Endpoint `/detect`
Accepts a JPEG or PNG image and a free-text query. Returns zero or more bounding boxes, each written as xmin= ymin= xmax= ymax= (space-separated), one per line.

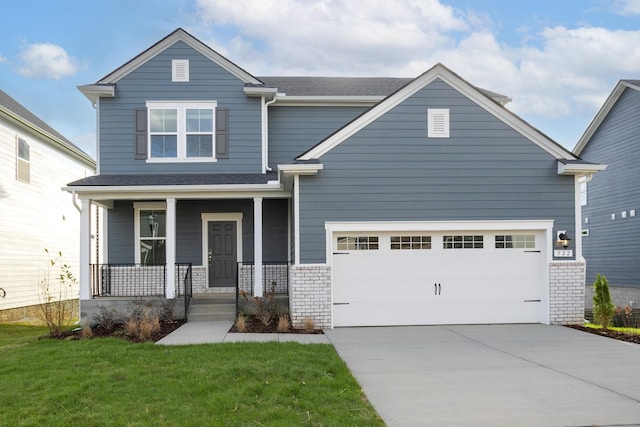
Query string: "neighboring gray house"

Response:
xmin=573 ymin=80 xmax=639 ymax=308
xmin=0 ymin=89 xmax=95 ymax=321
xmin=67 ymin=28 xmax=603 ymax=328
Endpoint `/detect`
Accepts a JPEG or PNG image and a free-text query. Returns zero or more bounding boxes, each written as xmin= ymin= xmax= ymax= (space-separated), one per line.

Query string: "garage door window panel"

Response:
xmin=443 ymin=235 xmax=483 ymax=249
xmin=391 ymin=236 xmax=431 ymax=250
xmin=337 ymin=236 xmax=379 ymax=250
xmin=495 ymin=234 xmax=535 ymax=249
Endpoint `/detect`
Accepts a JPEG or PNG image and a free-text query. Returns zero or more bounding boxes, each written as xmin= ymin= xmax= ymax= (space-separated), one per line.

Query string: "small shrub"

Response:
xmin=235 ymin=313 xmax=247 ymax=332
xmin=37 ymin=249 xmax=77 ymax=337
xmin=593 ymin=273 xmax=615 ymax=329
xmin=277 ymin=314 xmax=289 ymax=332
xmin=124 ymin=318 xmax=139 ymax=337
xmin=303 ymin=316 xmax=316 ymax=332
xmin=253 ymin=294 xmax=276 ymax=326
xmin=124 ymin=307 xmax=160 ymax=341
xmin=93 ymin=305 xmax=116 ymax=331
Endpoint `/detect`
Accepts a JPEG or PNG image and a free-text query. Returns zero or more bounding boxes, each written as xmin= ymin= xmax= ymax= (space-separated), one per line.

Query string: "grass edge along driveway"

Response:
xmin=0 ymin=324 xmax=383 ymax=426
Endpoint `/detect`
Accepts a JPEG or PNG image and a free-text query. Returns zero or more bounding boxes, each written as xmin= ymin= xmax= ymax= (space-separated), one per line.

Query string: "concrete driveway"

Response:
xmin=325 ymin=324 xmax=640 ymax=426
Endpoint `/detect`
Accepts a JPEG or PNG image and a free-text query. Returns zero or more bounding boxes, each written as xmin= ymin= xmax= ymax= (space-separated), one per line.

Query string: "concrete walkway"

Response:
xmin=325 ymin=324 xmax=640 ymax=426
xmin=156 ymin=321 xmax=331 ymax=345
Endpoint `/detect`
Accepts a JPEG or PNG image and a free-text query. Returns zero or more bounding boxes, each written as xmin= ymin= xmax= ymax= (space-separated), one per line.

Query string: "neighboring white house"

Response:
xmin=0 ymin=89 xmax=96 ymax=321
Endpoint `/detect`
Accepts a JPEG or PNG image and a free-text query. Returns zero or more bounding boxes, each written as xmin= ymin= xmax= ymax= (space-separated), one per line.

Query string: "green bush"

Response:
xmin=593 ymin=273 xmax=615 ymax=329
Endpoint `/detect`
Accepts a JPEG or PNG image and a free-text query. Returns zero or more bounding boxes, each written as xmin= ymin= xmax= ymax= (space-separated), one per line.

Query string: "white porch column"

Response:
xmin=293 ymin=174 xmax=300 ymax=265
xmin=79 ymin=199 xmax=91 ymax=300
xmin=254 ymin=197 xmax=263 ymax=297
xmin=166 ymin=198 xmax=176 ymax=298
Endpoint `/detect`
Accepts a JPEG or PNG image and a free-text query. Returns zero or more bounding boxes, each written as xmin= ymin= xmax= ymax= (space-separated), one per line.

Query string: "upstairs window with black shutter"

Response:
xmin=140 ymin=101 xmax=227 ymax=162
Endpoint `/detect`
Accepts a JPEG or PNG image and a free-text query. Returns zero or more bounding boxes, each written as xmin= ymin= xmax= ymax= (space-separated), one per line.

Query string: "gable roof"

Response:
xmin=0 ymin=89 xmax=94 ymax=166
xmin=79 ymin=28 xmax=262 ymax=103
xmin=296 ymin=63 xmax=578 ymax=161
xmin=573 ymin=79 xmax=640 ymax=156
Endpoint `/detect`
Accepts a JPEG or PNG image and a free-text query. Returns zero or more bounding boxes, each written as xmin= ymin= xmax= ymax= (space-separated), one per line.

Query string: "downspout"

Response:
xmin=71 ymin=191 xmax=81 ymax=213
xmin=262 ymin=94 xmax=277 ymax=173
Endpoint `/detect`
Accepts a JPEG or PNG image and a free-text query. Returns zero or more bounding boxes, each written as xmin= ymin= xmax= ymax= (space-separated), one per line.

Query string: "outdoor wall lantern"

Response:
xmin=557 ymin=231 xmax=571 ymax=249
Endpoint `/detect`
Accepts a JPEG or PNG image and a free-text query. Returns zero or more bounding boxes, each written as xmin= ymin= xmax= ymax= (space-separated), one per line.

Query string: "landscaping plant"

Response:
xmin=593 ymin=273 xmax=615 ymax=329
xmin=37 ymin=249 xmax=77 ymax=337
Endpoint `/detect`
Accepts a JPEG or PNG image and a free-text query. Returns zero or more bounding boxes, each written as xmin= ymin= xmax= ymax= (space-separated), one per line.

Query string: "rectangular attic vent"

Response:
xmin=172 ymin=59 xmax=189 ymax=82
xmin=428 ymin=108 xmax=450 ymax=138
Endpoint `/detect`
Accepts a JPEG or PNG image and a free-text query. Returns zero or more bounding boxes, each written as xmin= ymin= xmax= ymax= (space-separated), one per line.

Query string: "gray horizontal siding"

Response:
xmin=580 ymin=87 xmax=640 ymax=288
xmin=99 ymin=41 xmax=262 ymax=174
xmin=107 ymin=199 xmax=289 ymax=264
xmin=268 ymin=106 xmax=367 ymax=166
xmin=298 ymin=78 xmax=575 ymax=263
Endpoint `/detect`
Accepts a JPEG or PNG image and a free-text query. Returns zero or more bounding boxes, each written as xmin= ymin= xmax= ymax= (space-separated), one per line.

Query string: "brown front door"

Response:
xmin=208 ymin=221 xmax=237 ymax=287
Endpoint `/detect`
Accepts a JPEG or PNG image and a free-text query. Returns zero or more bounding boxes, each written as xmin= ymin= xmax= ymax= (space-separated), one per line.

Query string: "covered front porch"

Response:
xmin=67 ymin=173 xmax=293 ymax=322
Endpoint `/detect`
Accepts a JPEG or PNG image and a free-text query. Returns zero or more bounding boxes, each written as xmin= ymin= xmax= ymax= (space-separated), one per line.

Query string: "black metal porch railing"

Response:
xmin=91 ymin=263 xmax=192 ymax=300
xmin=175 ymin=263 xmax=193 ymax=319
xmin=236 ymin=261 xmax=290 ymax=296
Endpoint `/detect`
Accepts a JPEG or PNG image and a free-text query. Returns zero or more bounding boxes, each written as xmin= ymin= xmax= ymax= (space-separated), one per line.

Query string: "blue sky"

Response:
xmin=1 ymin=0 xmax=639 ymax=157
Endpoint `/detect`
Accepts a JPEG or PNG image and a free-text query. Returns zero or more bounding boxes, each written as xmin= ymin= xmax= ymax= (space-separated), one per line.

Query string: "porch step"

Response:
xmin=187 ymin=293 xmax=236 ymax=322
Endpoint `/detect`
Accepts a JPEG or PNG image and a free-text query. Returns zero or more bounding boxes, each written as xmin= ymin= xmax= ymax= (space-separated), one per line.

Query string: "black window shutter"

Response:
xmin=135 ymin=108 xmax=147 ymax=159
xmin=216 ymin=108 xmax=228 ymax=159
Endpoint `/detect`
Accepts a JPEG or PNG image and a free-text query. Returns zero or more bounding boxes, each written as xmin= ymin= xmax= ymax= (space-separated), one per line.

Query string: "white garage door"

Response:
xmin=332 ymin=229 xmax=547 ymax=327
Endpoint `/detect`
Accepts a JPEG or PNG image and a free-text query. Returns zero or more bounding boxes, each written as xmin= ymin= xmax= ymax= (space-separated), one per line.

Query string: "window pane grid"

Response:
xmin=443 ymin=235 xmax=483 ymax=249
xmin=495 ymin=234 xmax=535 ymax=249
xmin=391 ymin=235 xmax=431 ymax=250
xmin=147 ymin=103 xmax=216 ymax=160
xmin=337 ymin=236 xmax=379 ymax=250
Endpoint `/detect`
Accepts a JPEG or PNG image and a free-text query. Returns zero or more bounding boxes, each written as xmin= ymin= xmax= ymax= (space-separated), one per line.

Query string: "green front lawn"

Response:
xmin=0 ymin=324 xmax=383 ymax=426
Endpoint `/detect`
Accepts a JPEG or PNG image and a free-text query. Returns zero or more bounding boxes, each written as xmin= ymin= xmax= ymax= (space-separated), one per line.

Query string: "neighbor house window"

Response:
xmin=16 ymin=137 xmax=30 ymax=183
xmin=443 ymin=235 xmax=483 ymax=249
xmin=391 ymin=236 xmax=431 ymax=250
xmin=337 ymin=236 xmax=379 ymax=250
xmin=495 ymin=234 xmax=535 ymax=249
xmin=146 ymin=101 xmax=216 ymax=161
xmin=135 ymin=203 xmax=167 ymax=265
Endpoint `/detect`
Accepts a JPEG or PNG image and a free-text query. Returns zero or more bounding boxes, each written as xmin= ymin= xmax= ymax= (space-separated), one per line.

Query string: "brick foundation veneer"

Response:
xmin=549 ymin=261 xmax=586 ymax=325
xmin=288 ymin=264 xmax=332 ymax=329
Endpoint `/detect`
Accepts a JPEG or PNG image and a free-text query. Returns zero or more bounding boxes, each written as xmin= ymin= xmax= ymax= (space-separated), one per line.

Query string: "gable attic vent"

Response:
xmin=428 ymin=108 xmax=450 ymax=138
xmin=172 ymin=59 xmax=189 ymax=82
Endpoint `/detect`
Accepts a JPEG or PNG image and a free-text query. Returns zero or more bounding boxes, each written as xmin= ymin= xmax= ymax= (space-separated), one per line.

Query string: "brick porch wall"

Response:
xmin=549 ymin=261 xmax=586 ymax=325
xmin=288 ymin=264 xmax=331 ymax=329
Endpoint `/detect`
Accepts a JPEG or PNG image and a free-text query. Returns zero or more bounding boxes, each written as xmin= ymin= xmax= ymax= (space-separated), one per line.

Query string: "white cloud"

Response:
xmin=0 ymin=54 xmax=6 ymax=64
xmin=18 ymin=43 xmax=78 ymax=79
xmin=193 ymin=0 xmax=640 ymax=135
xmin=612 ymin=0 xmax=640 ymax=15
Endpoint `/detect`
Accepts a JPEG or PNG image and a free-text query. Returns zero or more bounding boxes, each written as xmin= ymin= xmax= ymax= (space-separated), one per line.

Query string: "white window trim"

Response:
xmin=16 ymin=136 xmax=30 ymax=183
xmin=134 ymin=202 xmax=167 ymax=264
xmin=146 ymin=100 xmax=217 ymax=163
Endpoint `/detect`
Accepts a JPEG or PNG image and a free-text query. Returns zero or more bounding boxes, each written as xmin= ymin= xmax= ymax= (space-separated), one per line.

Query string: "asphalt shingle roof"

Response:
xmin=67 ymin=172 xmax=278 ymax=187
xmin=257 ymin=76 xmax=413 ymax=97
xmin=0 ymin=89 xmax=83 ymax=152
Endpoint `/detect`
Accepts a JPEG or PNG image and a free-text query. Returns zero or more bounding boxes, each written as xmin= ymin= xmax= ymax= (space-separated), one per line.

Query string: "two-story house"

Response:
xmin=0 ymin=89 xmax=95 ymax=321
xmin=67 ymin=28 xmax=603 ymax=328
xmin=573 ymin=80 xmax=639 ymax=308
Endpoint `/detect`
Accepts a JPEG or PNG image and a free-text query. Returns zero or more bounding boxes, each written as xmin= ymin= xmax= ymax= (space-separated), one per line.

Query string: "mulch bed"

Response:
xmin=229 ymin=315 xmax=323 ymax=334
xmin=565 ymin=325 xmax=640 ymax=344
